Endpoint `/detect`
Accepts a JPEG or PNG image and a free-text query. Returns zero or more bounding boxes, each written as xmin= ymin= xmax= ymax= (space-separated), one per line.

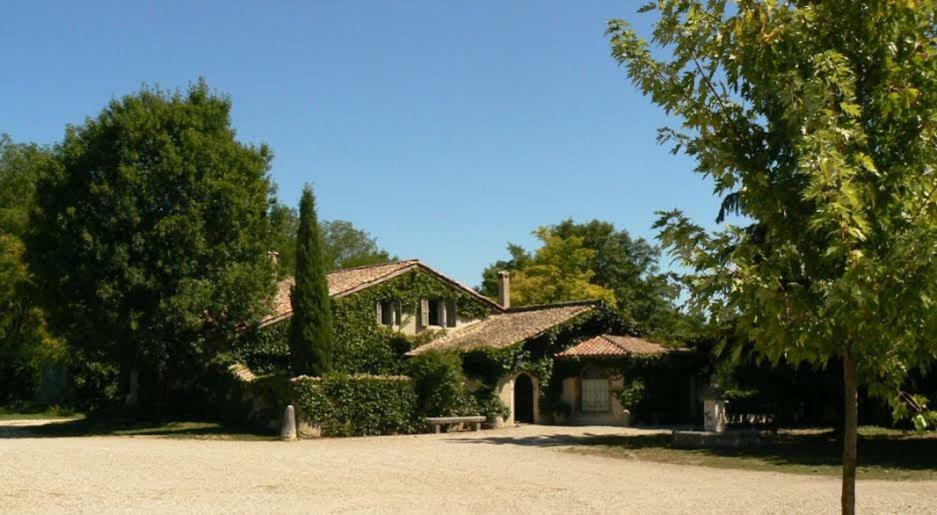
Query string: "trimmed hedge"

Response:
xmin=291 ymin=375 xmax=418 ymax=436
xmin=222 ymin=364 xmax=292 ymax=430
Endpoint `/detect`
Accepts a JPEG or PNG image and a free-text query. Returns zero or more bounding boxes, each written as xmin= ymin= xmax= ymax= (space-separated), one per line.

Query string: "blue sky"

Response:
xmin=1 ymin=1 xmax=722 ymax=286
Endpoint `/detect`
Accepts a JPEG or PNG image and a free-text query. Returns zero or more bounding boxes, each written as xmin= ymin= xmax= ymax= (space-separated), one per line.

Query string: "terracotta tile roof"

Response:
xmin=259 ymin=260 xmax=501 ymax=327
xmin=556 ymin=334 xmax=673 ymax=358
xmin=408 ymin=301 xmax=597 ymax=355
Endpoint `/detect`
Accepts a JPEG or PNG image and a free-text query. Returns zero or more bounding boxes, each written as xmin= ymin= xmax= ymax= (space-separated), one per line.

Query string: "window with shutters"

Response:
xmin=580 ymin=366 xmax=610 ymax=413
xmin=427 ymin=299 xmax=441 ymax=326
xmin=377 ymin=300 xmax=400 ymax=327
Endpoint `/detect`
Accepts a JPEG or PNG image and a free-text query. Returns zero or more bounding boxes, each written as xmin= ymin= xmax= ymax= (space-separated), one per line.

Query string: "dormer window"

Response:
xmin=419 ymin=298 xmax=457 ymax=329
xmin=377 ymin=300 xmax=401 ymax=327
xmin=428 ymin=300 xmax=441 ymax=326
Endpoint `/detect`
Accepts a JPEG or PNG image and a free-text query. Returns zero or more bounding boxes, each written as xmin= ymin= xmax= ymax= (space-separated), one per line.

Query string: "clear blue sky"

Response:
xmin=1 ymin=1 xmax=722 ymax=287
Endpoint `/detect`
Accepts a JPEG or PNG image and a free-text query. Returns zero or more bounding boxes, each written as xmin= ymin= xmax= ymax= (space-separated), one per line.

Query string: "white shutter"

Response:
xmin=446 ymin=299 xmax=457 ymax=327
xmin=375 ymin=302 xmax=383 ymax=325
xmin=420 ymin=298 xmax=429 ymax=328
xmin=582 ymin=379 xmax=609 ymax=413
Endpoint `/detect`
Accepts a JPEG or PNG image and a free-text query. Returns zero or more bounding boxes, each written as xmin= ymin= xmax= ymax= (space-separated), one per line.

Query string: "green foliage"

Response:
xmin=229 ymin=322 xmax=290 ymax=375
xmin=0 ymin=135 xmax=61 ymax=402
xmin=221 ymin=367 xmax=292 ymax=430
xmin=25 ymin=80 xmax=277 ymax=409
xmin=267 ymin=202 xmax=299 ymax=278
xmin=474 ymin=390 xmax=510 ymax=421
xmin=241 ymin=268 xmax=494 ymax=376
xmin=329 ymin=269 xmax=492 ymax=374
xmin=321 ymin=220 xmax=397 ymax=270
xmin=291 ymin=375 xmax=417 ymax=436
xmin=609 ymin=1 xmax=937 ymax=507
xmin=481 ymin=219 xmax=689 ymax=341
xmin=268 ymin=202 xmax=394 ymax=277
xmin=461 ymin=305 xmax=619 ymax=411
xmin=407 ymin=350 xmax=467 ymax=416
xmin=479 ymin=243 xmax=532 ymax=295
xmin=611 ymin=0 xmax=937 ymax=424
xmin=617 ymin=377 xmax=646 ymax=412
xmin=289 ymin=186 xmax=334 ymax=376
xmin=509 ymin=227 xmax=618 ymax=307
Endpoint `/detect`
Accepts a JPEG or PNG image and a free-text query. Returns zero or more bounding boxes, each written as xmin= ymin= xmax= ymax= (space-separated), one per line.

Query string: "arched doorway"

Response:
xmin=514 ymin=373 xmax=534 ymax=423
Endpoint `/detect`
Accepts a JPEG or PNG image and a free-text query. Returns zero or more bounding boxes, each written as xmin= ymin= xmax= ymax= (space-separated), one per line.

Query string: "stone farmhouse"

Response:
xmin=247 ymin=259 xmax=698 ymax=426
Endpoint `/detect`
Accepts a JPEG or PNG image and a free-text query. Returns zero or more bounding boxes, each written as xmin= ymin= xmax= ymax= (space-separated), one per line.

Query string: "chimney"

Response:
xmin=497 ymin=271 xmax=511 ymax=309
xmin=267 ymin=250 xmax=280 ymax=266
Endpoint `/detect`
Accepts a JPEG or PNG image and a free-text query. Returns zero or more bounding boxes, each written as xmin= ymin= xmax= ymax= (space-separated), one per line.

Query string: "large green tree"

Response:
xmin=268 ymin=202 xmax=394 ymax=276
xmin=0 ymin=135 xmax=59 ymax=402
xmin=481 ymin=219 xmax=682 ymax=337
xmin=497 ymin=227 xmax=618 ymax=307
xmin=288 ymin=186 xmax=334 ymax=375
xmin=608 ymin=2 xmax=937 ymax=512
xmin=26 ymin=81 xmax=277 ymax=409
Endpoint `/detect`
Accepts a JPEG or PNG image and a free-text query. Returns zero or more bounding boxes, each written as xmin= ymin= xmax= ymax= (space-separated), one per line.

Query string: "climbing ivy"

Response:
xmin=291 ymin=375 xmax=418 ymax=436
xmin=461 ymin=305 xmax=621 ymax=414
xmin=229 ymin=323 xmax=290 ymax=374
xmin=236 ymin=269 xmax=494 ymax=375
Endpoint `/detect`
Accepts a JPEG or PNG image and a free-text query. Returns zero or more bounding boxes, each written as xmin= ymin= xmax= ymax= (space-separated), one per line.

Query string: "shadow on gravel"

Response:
xmin=451 ymin=429 xmax=937 ymax=476
xmin=448 ymin=432 xmax=618 ymax=448
xmin=0 ymin=418 xmax=276 ymax=441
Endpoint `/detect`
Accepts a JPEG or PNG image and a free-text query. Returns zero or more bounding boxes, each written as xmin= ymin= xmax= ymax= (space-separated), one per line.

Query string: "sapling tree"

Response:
xmin=607 ymin=2 xmax=937 ymax=512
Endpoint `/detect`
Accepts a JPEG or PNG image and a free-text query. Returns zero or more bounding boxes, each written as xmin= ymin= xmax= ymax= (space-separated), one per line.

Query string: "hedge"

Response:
xmin=222 ymin=364 xmax=292 ymax=430
xmin=291 ymin=374 xmax=418 ymax=436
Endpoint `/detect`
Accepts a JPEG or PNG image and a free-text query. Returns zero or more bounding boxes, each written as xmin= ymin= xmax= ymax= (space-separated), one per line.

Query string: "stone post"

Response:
xmin=281 ymin=405 xmax=297 ymax=441
xmin=703 ymin=399 xmax=727 ymax=433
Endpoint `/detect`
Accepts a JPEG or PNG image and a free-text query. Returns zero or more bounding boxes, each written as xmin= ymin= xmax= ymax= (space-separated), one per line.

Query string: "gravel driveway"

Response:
xmin=1 ymin=421 xmax=934 ymax=514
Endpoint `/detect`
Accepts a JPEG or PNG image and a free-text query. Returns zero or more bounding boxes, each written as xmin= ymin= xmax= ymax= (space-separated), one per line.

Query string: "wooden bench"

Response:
xmin=425 ymin=416 xmax=486 ymax=433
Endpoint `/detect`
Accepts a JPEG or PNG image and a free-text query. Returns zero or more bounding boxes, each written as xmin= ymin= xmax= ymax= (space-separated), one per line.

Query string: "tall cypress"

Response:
xmin=288 ymin=186 xmax=333 ymax=376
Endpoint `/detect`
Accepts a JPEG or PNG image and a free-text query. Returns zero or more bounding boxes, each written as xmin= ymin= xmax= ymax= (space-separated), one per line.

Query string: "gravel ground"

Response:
xmin=1 ymin=421 xmax=935 ymax=514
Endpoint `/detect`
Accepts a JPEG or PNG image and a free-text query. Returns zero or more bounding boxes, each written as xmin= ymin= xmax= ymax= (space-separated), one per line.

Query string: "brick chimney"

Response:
xmin=497 ymin=271 xmax=511 ymax=309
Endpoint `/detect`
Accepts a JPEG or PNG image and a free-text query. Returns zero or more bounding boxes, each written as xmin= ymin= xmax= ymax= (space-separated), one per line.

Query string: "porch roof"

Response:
xmin=556 ymin=334 xmax=676 ymax=359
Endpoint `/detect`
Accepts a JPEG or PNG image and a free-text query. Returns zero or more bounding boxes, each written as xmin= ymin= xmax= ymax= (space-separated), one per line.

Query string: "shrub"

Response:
xmin=475 ymin=390 xmax=510 ymax=421
xmin=220 ymin=364 xmax=292 ymax=430
xmin=291 ymin=375 xmax=417 ymax=436
xmin=407 ymin=350 xmax=467 ymax=416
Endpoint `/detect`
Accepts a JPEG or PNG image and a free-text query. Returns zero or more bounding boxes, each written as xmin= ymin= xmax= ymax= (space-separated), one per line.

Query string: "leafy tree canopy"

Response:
xmin=492 ymin=226 xmax=618 ymax=307
xmin=26 ymin=80 xmax=277 ymax=408
xmin=608 ymin=1 xmax=937 ymax=510
xmin=0 ymin=135 xmax=60 ymax=402
xmin=268 ymin=202 xmax=394 ymax=276
xmin=481 ymin=219 xmax=686 ymax=338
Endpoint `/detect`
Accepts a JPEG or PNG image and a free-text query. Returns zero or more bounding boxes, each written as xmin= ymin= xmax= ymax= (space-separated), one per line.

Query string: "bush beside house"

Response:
xmin=291 ymin=375 xmax=418 ymax=437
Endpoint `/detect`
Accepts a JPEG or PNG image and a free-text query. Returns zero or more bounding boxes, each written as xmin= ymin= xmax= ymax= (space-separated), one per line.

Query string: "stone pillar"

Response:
xmin=703 ymin=399 xmax=727 ymax=433
xmin=281 ymin=405 xmax=297 ymax=441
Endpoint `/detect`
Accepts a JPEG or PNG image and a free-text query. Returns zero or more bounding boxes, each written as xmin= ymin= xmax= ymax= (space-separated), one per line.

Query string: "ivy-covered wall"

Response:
xmin=291 ymin=375 xmax=418 ymax=436
xmin=461 ymin=306 xmax=624 ymax=415
xmin=233 ymin=269 xmax=494 ymax=375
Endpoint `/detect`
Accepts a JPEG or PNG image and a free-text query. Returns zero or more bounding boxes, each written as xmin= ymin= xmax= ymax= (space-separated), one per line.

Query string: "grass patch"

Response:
xmin=0 ymin=402 xmax=82 ymax=421
xmin=568 ymin=426 xmax=937 ymax=481
xmin=2 ymin=416 xmax=277 ymax=441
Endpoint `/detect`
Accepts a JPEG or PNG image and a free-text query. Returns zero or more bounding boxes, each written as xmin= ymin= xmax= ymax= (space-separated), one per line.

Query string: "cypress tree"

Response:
xmin=289 ymin=186 xmax=333 ymax=375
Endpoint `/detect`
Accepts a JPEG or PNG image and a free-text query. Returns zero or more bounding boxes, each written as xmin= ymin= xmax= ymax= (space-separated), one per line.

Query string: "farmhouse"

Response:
xmin=238 ymin=259 xmax=697 ymax=427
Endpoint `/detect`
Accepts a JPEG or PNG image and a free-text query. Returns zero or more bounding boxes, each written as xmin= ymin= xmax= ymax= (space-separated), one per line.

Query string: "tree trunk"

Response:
xmin=841 ymin=352 xmax=858 ymax=515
